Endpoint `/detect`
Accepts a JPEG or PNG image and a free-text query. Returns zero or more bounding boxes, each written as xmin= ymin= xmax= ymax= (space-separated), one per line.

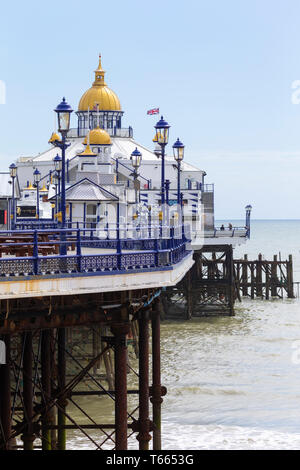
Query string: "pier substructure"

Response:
xmin=234 ymin=253 xmax=294 ymax=299
xmin=0 ymin=335 xmax=12 ymax=449
xmin=163 ymin=245 xmax=235 ymax=318
xmin=0 ymin=289 xmax=166 ymax=450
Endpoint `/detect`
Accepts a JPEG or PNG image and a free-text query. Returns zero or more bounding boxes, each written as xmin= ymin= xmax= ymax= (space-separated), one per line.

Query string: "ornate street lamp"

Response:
xmin=33 ymin=168 xmax=41 ymax=219
xmin=173 ymin=138 xmax=185 ymax=205
xmin=53 ymin=154 xmax=62 ymax=203
xmin=9 ymin=163 xmax=17 ymax=230
xmin=154 ymin=116 xmax=170 ymax=205
xmin=54 ymin=97 xmax=73 ymax=254
xmin=130 ymin=147 xmax=142 ymax=205
xmin=53 ymin=153 xmax=62 ymax=171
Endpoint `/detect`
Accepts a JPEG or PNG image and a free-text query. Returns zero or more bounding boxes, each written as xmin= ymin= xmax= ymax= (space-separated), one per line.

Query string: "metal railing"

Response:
xmin=209 ymin=226 xmax=248 ymax=238
xmin=202 ymin=184 xmax=214 ymax=192
xmin=15 ymin=219 xmax=58 ymax=230
xmin=0 ymin=225 xmax=191 ymax=278
xmin=112 ymin=157 xmax=151 ymax=187
xmin=67 ymin=127 xmax=133 ymax=139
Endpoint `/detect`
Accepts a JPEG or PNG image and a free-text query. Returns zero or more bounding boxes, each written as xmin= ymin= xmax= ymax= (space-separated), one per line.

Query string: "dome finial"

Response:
xmin=78 ymin=55 xmax=121 ymax=111
xmin=93 ymin=54 xmax=106 ymax=86
xmin=98 ymin=53 xmax=102 ymax=68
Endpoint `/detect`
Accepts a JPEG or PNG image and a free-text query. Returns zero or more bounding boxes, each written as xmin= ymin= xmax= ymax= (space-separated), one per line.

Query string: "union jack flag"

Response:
xmin=147 ymin=108 xmax=159 ymax=115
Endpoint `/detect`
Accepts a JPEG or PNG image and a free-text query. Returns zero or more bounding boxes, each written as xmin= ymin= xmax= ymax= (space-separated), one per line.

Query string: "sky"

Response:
xmin=0 ymin=0 xmax=300 ymax=219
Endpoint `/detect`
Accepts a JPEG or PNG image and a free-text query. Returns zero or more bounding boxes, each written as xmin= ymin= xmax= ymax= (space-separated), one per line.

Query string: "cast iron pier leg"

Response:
xmin=137 ymin=310 xmax=151 ymax=450
xmin=41 ymin=330 xmax=51 ymax=450
xmin=150 ymin=300 xmax=164 ymax=450
xmin=0 ymin=335 xmax=12 ymax=450
xmin=111 ymin=324 xmax=130 ymax=450
xmin=22 ymin=332 xmax=34 ymax=450
xmin=57 ymin=328 xmax=67 ymax=450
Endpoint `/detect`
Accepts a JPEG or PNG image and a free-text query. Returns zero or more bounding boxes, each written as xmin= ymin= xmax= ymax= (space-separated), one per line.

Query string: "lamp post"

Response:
xmin=9 ymin=163 xmax=17 ymax=230
xmin=172 ymin=138 xmax=185 ymax=205
xmin=130 ymin=147 xmax=142 ymax=205
xmin=54 ymin=97 xmax=73 ymax=255
xmin=154 ymin=116 xmax=170 ymax=206
xmin=53 ymin=154 xmax=62 ymax=212
xmin=245 ymin=204 xmax=252 ymax=238
xmin=165 ymin=180 xmax=170 ymax=206
xmin=53 ymin=171 xmax=59 ymax=218
xmin=33 ymin=169 xmax=41 ymax=220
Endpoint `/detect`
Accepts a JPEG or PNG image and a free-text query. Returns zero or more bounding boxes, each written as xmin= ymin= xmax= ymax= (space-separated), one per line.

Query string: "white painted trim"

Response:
xmin=0 ymin=254 xmax=194 ymax=300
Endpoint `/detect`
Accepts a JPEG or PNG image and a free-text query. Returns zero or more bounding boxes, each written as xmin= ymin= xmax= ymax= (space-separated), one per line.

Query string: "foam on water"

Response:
xmin=160 ymin=422 xmax=300 ymax=450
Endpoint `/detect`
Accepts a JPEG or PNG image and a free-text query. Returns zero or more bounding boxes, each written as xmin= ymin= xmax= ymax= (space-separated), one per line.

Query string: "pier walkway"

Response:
xmin=0 ymin=226 xmax=193 ymax=300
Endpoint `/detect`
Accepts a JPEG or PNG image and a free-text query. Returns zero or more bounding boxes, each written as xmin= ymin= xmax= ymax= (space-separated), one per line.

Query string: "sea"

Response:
xmin=67 ymin=220 xmax=300 ymax=450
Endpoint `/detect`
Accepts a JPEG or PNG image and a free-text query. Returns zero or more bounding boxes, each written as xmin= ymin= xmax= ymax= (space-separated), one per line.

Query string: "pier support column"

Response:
xmin=111 ymin=323 xmax=130 ymax=450
xmin=41 ymin=330 xmax=51 ymax=450
xmin=242 ymin=254 xmax=248 ymax=296
xmin=271 ymin=255 xmax=277 ymax=297
xmin=57 ymin=328 xmax=67 ymax=450
xmin=0 ymin=335 xmax=12 ymax=450
xmin=226 ymin=245 xmax=234 ymax=315
xmin=22 ymin=332 xmax=35 ymax=450
xmin=287 ymin=255 xmax=294 ymax=298
xmin=150 ymin=300 xmax=165 ymax=450
xmin=257 ymin=254 xmax=263 ymax=298
xmin=50 ymin=329 xmax=57 ymax=450
xmin=137 ymin=310 xmax=151 ymax=450
xmin=185 ymin=271 xmax=193 ymax=320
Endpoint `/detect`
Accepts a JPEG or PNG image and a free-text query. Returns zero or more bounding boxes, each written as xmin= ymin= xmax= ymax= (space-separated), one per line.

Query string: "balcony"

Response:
xmin=67 ymin=127 xmax=133 ymax=139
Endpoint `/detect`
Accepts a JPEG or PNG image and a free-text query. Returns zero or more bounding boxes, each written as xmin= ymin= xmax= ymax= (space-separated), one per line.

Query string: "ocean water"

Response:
xmin=67 ymin=220 xmax=300 ymax=450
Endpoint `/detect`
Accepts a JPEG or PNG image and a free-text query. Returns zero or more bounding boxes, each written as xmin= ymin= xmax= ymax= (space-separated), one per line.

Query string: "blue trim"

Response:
xmin=0 ymin=258 xmax=191 ymax=283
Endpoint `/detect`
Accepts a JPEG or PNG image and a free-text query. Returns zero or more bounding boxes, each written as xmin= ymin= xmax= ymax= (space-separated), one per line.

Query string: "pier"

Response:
xmin=0 ymin=225 xmax=192 ymax=450
xmin=0 ymin=54 xmax=255 ymax=450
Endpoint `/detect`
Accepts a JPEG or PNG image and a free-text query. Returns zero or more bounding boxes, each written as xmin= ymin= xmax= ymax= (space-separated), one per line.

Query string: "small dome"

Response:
xmin=78 ymin=55 xmax=121 ymax=112
xmin=89 ymin=126 xmax=111 ymax=145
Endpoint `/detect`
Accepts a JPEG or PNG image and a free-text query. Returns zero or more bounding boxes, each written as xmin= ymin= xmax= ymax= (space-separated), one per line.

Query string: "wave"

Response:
xmin=160 ymin=422 xmax=300 ymax=450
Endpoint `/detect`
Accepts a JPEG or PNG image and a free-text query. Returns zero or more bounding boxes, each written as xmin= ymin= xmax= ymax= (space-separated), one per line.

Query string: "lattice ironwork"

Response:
xmin=81 ymin=254 xmax=118 ymax=272
xmin=0 ymin=258 xmax=35 ymax=276
xmin=121 ymin=252 xmax=156 ymax=269
xmin=38 ymin=256 xmax=78 ymax=274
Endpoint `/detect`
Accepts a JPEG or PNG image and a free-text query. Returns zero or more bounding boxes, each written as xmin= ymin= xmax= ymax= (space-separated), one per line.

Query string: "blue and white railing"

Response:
xmin=0 ymin=225 xmax=191 ymax=278
xmin=212 ymin=226 xmax=249 ymax=238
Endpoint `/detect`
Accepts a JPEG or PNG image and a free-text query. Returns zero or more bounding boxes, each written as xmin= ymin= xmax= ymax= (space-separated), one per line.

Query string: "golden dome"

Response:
xmin=89 ymin=126 xmax=111 ymax=145
xmin=78 ymin=55 xmax=121 ymax=112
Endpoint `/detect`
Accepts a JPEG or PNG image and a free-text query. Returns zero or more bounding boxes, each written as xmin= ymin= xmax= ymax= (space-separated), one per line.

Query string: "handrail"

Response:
xmin=0 ymin=226 xmax=190 ymax=278
xmin=111 ymin=157 xmax=150 ymax=186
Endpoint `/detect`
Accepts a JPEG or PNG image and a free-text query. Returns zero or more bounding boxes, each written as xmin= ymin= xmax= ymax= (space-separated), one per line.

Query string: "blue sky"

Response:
xmin=0 ymin=0 xmax=300 ymax=218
